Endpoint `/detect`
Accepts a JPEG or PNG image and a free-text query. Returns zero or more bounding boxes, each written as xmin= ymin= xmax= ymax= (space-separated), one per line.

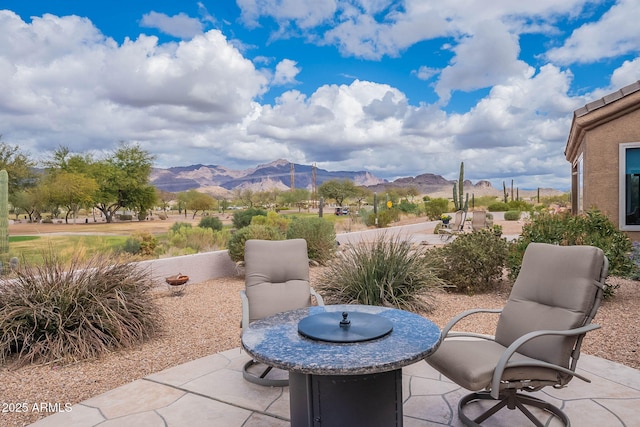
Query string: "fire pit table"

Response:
xmin=241 ymin=304 xmax=441 ymax=427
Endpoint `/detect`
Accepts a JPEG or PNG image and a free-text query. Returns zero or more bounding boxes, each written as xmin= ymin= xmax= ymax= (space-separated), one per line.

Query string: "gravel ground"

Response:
xmin=1 ymin=268 xmax=638 ymax=426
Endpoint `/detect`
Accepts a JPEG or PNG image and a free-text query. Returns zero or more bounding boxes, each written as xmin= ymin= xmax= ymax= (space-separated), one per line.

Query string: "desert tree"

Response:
xmin=0 ymin=139 xmax=38 ymax=197
xmin=180 ymin=190 xmax=216 ymax=218
xmin=44 ymin=171 xmax=98 ymax=223
xmin=318 ymin=179 xmax=358 ymax=206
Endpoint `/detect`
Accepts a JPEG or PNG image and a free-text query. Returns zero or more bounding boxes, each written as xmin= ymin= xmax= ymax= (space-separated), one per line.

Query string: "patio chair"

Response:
xmin=439 ymin=210 xmax=467 ymax=241
xmin=471 ymin=210 xmax=490 ymax=232
xmin=426 ymin=242 xmax=608 ymax=426
xmin=241 ymin=238 xmax=324 ymax=386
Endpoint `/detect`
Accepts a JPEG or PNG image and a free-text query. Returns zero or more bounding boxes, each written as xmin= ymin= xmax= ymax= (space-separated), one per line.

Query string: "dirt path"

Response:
xmin=9 ymin=214 xmax=207 ymax=236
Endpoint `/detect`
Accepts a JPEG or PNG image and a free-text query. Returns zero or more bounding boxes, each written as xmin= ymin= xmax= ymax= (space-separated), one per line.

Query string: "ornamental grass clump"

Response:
xmin=0 ymin=252 xmax=161 ymax=366
xmin=319 ymin=234 xmax=446 ymax=313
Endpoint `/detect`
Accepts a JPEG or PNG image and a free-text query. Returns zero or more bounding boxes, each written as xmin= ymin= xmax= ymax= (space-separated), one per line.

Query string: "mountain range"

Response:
xmin=150 ymin=159 xmax=562 ymax=198
xmin=151 ymin=159 xmax=385 ymax=197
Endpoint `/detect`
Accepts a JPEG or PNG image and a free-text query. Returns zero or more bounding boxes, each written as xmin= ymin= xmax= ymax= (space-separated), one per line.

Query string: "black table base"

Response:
xmin=289 ymin=369 xmax=403 ymax=427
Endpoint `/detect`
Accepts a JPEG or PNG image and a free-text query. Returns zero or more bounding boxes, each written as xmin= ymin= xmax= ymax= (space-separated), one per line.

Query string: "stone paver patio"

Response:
xmin=30 ymin=348 xmax=640 ymax=426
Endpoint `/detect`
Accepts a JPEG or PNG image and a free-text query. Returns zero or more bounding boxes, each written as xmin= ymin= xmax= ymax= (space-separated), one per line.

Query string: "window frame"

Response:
xmin=618 ymin=142 xmax=640 ymax=231
xmin=573 ymin=153 xmax=583 ymax=213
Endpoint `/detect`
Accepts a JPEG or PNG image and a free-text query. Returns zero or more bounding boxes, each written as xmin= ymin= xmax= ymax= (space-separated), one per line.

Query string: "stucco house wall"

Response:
xmin=565 ymin=81 xmax=640 ymax=240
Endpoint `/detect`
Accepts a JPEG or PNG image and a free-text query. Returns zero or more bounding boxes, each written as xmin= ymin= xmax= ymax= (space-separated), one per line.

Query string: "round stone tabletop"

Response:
xmin=241 ymin=304 xmax=441 ymax=375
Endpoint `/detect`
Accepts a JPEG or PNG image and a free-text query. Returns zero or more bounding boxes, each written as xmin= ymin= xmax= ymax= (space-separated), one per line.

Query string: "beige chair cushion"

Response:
xmin=427 ymin=339 xmax=561 ymax=391
xmin=245 ymin=239 xmax=311 ymax=323
xmin=495 ymin=243 xmax=604 ymax=368
xmin=471 ymin=211 xmax=487 ymax=231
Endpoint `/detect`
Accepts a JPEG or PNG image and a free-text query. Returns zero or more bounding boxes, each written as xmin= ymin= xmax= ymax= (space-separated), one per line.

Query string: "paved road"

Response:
xmin=336 ymin=220 xmax=442 ymax=246
xmin=335 ymin=215 xmax=520 ymax=246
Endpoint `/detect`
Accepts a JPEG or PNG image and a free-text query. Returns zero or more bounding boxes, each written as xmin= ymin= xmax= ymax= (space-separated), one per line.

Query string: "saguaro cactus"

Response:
xmin=503 ymin=180 xmax=508 ymax=203
xmin=0 ymin=170 xmax=8 ymax=274
xmin=453 ymin=162 xmax=469 ymax=211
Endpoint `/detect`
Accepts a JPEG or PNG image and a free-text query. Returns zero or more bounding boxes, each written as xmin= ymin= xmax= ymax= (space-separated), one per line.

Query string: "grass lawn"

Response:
xmin=8 ymin=235 xmax=129 ymax=264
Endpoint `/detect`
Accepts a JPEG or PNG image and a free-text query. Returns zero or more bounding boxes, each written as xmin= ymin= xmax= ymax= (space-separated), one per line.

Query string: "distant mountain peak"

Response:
xmin=261 ymin=158 xmax=290 ymax=167
xmin=150 ymin=160 xmax=386 ymax=195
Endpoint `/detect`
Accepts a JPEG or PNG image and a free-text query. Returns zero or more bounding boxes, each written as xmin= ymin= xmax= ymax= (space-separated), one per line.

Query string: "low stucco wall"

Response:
xmin=137 ymin=250 xmax=238 ymax=288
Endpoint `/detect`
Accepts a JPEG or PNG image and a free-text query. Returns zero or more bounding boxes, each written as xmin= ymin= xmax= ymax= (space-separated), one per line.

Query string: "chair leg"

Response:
xmin=458 ymin=390 xmax=570 ymax=427
xmin=242 ymin=359 xmax=289 ymax=387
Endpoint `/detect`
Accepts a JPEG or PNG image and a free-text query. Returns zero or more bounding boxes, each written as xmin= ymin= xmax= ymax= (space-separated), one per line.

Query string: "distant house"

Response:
xmin=565 ymin=80 xmax=640 ymax=240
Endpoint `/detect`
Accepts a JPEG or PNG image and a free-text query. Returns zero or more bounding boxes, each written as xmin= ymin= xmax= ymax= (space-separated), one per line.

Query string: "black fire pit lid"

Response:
xmin=298 ymin=311 xmax=393 ymax=343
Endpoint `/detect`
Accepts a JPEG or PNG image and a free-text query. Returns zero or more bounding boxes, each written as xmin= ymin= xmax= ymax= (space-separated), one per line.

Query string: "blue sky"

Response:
xmin=1 ymin=0 xmax=639 ymax=190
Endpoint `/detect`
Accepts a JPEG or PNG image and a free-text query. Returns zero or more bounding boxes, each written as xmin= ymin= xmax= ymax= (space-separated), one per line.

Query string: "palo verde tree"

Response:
xmin=11 ymin=187 xmax=48 ymax=222
xmin=43 ymin=171 xmax=99 ymax=223
xmin=0 ymin=139 xmax=38 ymax=203
xmin=318 ymin=179 xmax=359 ymax=206
xmin=233 ymin=188 xmax=257 ymax=208
xmin=279 ymin=188 xmax=310 ymax=211
xmin=179 ymin=189 xmax=216 ymax=218
xmin=352 ymin=186 xmax=372 ymax=209
xmin=47 ymin=144 xmax=157 ymax=223
xmin=93 ymin=143 xmax=157 ymax=222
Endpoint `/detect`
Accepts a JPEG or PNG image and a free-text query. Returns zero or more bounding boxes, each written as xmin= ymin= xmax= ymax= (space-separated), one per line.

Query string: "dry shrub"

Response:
xmin=0 ymin=252 xmax=161 ymax=366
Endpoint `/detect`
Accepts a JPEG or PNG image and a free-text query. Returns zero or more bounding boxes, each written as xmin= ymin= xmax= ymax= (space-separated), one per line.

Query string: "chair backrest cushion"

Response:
xmin=245 ymin=239 xmax=311 ymax=323
xmin=452 ymin=210 xmax=466 ymax=230
xmin=495 ymin=243 xmax=605 ymax=368
xmin=471 ymin=211 xmax=486 ymax=231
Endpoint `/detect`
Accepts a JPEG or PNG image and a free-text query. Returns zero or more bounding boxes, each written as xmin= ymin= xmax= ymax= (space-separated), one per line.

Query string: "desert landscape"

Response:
xmin=2 ymin=211 xmax=636 ymax=427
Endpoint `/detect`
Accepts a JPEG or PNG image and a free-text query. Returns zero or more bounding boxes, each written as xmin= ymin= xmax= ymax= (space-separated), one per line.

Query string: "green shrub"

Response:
xmin=250 ymin=211 xmax=291 ymax=233
xmin=227 ymin=224 xmax=284 ymax=263
xmin=488 ymin=202 xmax=508 ymax=212
xmin=629 ymin=241 xmax=640 ymax=280
xmin=472 ymin=196 xmax=501 ymax=208
xmin=122 ymin=238 xmax=141 ymax=255
xmin=365 ymin=208 xmax=400 ymax=228
xmin=503 ymin=210 xmax=521 ymax=221
xmin=397 ymin=200 xmax=418 ymax=214
xmin=166 ymin=226 xmax=229 ymax=253
xmin=364 ymin=212 xmax=377 ymax=227
xmin=432 ymin=229 xmax=509 ymax=294
xmin=422 ymin=197 xmax=449 ymax=220
xmin=170 ymin=221 xmax=192 ymax=233
xmin=319 ymin=234 xmax=446 ymax=312
xmin=507 ymin=200 xmax=533 ymax=211
xmin=181 ymin=227 xmax=216 ymax=252
xmin=540 ymin=193 xmax=570 ymax=206
xmin=286 ymin=217 xmax=336 ymax=265
xmin=123 ymin=231 xmax=158 ymax=256
xmin=0 ymin=253 xmax=160 ymax=366
xmin=509 ymin=210 xmax=633 ymax=296
xmin=232 ymin=207 xmax=267 ymax=229
xmin=198 ymin=216 xmax=223 ymax=231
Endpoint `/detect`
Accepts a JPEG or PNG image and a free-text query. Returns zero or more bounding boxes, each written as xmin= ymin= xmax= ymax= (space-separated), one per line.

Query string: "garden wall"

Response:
xmin=138 ymin=250 xmax=238 ymax=288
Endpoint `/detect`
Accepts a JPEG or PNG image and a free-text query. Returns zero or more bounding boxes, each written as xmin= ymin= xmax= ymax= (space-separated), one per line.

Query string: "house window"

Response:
xmin=619 ymin=142 xmax=640 ymax=230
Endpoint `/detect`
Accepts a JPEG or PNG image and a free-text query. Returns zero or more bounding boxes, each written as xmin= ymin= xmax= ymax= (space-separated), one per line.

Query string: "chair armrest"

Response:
xmin=490 ymin=323 xmax=601 ymax=398
xmin=240 ymin=290 xmax=249 ymax=332
xmin=441 ymin=308 xmax=502 ymax=338
xmin=310 ymin=287 xmax=325 ymax=306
